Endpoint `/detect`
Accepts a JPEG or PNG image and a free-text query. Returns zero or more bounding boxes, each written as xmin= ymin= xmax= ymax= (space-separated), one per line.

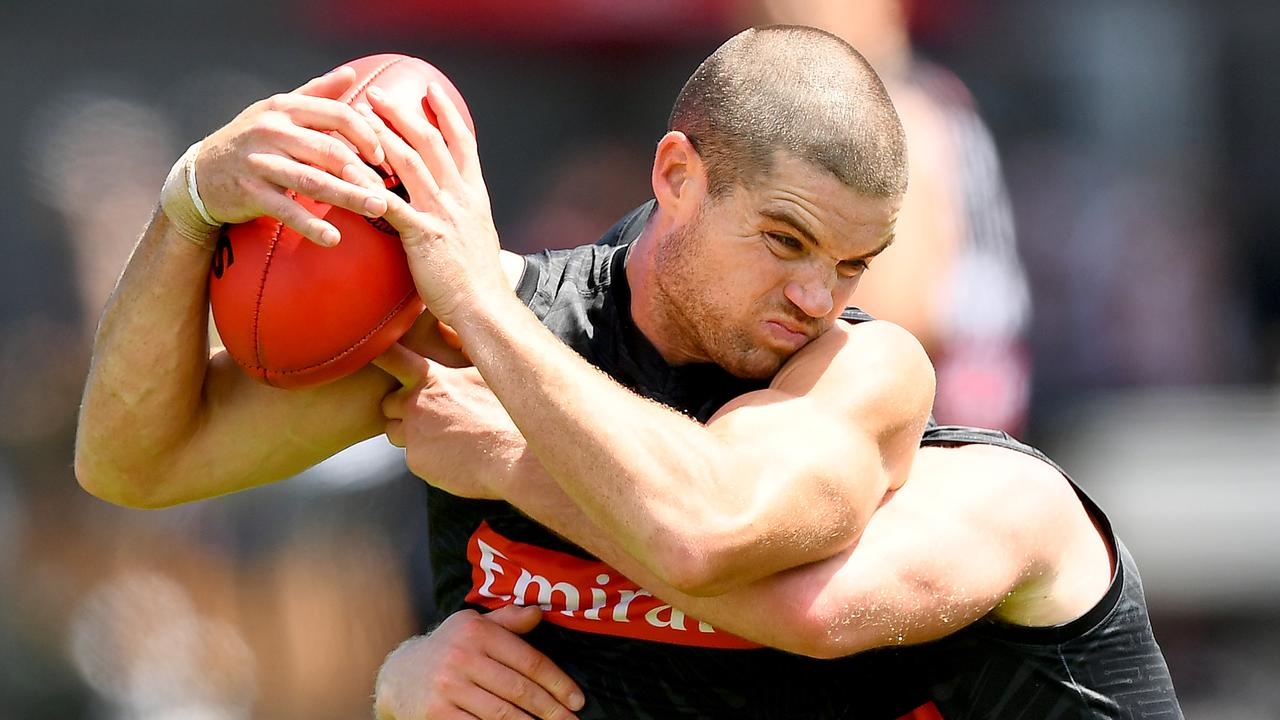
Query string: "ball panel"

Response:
xmin=251 ymin=199 xmax=421 ymax=374
xmin=209 ymin=53 xmax=471 ymax=388
xmin=210 ymin=217 xmax=283 ymax=384
xmin=338 ymin=54 xmax=475 ymax=136
xmin=261 ymin=291 xmax=422 ymax=389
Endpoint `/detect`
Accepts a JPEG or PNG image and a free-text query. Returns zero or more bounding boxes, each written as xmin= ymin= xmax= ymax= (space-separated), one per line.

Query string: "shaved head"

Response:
xmin=669 ymin=25 xmax=908 ymax=198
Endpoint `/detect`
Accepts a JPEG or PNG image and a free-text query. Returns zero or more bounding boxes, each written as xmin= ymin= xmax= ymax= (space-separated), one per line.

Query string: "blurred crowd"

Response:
xmin=1 ymin=0 xmax=1278 ymax=717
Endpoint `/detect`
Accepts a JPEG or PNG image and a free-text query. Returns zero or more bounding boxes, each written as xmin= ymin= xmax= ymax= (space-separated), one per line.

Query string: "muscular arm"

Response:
xmin=489 ymin=443 xmax=1097 ymax=658
xmin=74 ymin=208 xmax=400 ymax=507
xmin=74 ymin=68 xmax=512 ymax=508
xmin=469 ymin=310 xmax=932 ymax=596
xmin=361 ymin=85 xmax=935 ymax=596
xmin=379 ymin=342 xmax=1103 ymax=657
xmin=384 ymin=353 xmax=1106 ymax=660
xmin=74 ymin=216 xmax=524 ymax=507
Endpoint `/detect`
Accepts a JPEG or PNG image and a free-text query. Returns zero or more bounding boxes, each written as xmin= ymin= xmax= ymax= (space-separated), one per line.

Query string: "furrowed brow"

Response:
xmin=863 ymin=233 xmax=895 ymax=259
xmin=760 ymin=207 xmax=819 ymax=246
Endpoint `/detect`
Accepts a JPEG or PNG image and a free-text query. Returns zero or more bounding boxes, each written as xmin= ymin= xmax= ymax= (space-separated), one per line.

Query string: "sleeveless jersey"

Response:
xmin=427 ymin=204 xmax=921 ymax=718
xmin=428 ymin=203 xmax=1181 ymax=718
xmin=873 ymin=426 xmax=1184 ymax=720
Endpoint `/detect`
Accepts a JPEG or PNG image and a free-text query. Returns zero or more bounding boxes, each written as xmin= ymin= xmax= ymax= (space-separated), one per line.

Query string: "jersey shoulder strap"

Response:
xmin=839 ymin=306 xmax=875 ymax=324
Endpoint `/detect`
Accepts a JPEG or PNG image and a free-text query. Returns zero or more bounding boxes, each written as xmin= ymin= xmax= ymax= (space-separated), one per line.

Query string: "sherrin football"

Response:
xmin=209 ymin=53 xmax=474 ymax=388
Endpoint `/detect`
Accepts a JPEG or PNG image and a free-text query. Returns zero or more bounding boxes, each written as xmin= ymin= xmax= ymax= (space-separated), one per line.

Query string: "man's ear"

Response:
xmin=651 ymin=131 xmax=708 ymax=222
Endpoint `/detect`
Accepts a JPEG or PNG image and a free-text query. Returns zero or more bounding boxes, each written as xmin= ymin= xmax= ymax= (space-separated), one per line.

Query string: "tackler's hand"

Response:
xmin=359 ymin=83 xmax=510 ymax=328
xmin=374 ymin=606 xmax=585 ymax=720
xmin=374 ymin=342 xmax=524 ymax=500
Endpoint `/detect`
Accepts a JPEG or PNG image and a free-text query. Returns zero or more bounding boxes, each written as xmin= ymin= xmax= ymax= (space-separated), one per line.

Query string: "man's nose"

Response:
xmin=783 ymin=275 xmax=835 ymax=318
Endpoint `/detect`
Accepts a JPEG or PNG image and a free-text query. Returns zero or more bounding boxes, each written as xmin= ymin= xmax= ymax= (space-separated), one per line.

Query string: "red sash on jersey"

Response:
xmin=465 ymin=522 xmax=758 ymax=649
xmin=898 ymin=703 xmax=944 ymax=719
xmin=467 ymin=524 xmax=948 ymax=715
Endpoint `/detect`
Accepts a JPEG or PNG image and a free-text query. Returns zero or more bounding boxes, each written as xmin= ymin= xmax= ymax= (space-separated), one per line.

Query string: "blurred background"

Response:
xmin=1 ymin=0 xmax=1277 ymax=717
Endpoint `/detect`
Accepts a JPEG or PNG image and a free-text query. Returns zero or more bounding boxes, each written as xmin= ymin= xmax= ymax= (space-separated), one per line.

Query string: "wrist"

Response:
xmin=438 ymin=282 xmax=522 ymax=338
xmin=160 ymin=141 xmax=223 ymax=251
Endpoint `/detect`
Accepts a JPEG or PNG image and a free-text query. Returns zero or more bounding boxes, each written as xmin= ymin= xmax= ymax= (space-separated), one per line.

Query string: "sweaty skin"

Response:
xmin=377 ymin=349 xmax=1114 ymax=658
xmin=74 ymin=69 xmax=517 ymax=508
xmin=364 ymin=86 xmax=934 ymax=596
xmin=76 ymin=66 xmax=930 ymax=605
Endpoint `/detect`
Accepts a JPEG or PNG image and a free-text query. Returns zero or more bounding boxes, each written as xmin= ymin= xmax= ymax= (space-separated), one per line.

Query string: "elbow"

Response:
xmin=663 ymin=568 xmax=735 ymax=599
xmin=648 ymin=539 xmax=746 ymax=598
xmin=795 ymin=623 xmax=857 ymax=660
xmin=767 ymin=578 xmax=897 ymax=659
xmin=740 ymin=600 xmax=860 ymax=660
xmin=782 ymin=603 xmax=875 ymax=660
xmin=74 ymin=449 xmax=171 ymax=510
xmin=801 ymin=639 xmax=858 ymax=661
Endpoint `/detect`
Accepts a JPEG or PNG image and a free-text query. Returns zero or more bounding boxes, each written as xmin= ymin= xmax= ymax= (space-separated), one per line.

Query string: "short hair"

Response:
xmin=668 ymin=25 xmax=908 ymax=198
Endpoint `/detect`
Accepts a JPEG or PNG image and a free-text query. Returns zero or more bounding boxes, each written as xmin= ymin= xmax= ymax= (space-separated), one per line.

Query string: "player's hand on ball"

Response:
xmin=374 ymin=606 xmax=585 ymax=720
xmin=361 ymin=84 xmax=509 ymax=327
xmin=374 ymin=342 xmax=518 ymax=500
xmin=195 ymin=66 xmax=390 ymax=246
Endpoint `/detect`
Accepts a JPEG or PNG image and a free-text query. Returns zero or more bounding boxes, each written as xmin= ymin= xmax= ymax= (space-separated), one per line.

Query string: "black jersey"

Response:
xmin=427 ymin=203 xmax=1181 ymax=718
xmin=426 ymin=205 xmax=921 ymax=718
xmin=865 ymin=426 xmax=1184 ymax=720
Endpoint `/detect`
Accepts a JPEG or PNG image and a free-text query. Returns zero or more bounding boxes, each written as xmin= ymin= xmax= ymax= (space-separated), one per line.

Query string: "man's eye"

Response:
xmin=837 ymin=259 xmax=869 ymax=278
xmin=767 ymin=233 xmax=803 ymax=251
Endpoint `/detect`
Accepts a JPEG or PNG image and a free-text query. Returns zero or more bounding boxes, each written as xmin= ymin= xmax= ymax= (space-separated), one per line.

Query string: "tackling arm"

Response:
xmin=359 ymin=82 xmax=936 ymax=595
xmin=464 ymin=308 xmax=933 ymax=596
xmin=490 ymin=443 xmax=1060 ymax=658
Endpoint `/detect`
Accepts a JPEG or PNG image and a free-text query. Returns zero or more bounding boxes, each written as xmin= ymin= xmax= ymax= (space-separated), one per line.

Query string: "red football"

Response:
xmin=209 ymin=53 xmax=474 ymax=388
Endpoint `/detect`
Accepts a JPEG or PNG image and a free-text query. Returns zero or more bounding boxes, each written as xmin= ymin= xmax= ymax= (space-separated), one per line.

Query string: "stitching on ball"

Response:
xmin=250 ymin=215 xmax=289 ymax=366
xmin=261 ymin=290 xmax=421 ymax=384
xmin=250 ymin=55 xmax=414 ymax=386
xmin=345 ymin=57 xmax=407 ymax=104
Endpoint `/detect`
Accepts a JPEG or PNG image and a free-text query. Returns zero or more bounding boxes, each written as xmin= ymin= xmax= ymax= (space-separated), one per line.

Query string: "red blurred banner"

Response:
xmin=308 ymin=0 xmax=738 ymax=45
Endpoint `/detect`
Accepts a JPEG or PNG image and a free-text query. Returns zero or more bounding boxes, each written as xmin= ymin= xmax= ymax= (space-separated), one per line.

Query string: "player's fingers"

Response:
xmin=460 ymin=663 xmax=576 ymax=720
xmin=265 ymin=124 xmax=383 ymax=189
xmin=270 ymin=93 xmax=386 ymax=167
xmin=426 ymin=83 xmax=480 ymax=182
xmin=372 ymin=342 xmax=431 ymax=388
xmin=339 ymin=163 xmax=394 ymax=210
xmin=377 ymin=180 xmax=455 ymax=253
xmin=380 ymin=388 xmax=405 ymax=420
xmin=417 ymin=698 xmax=483 ymax=720
xmin=247 ymin=153 xmax=386 ymax=219
xmin=479 ymin=619 xmax=585 ymax=714
xmin=378 ymin=187 xmax=422 ymax=240
xmin=357 ymin=102 xmax=441 ymax=205
xmin=292 ymin=66 xmax=357 ymax=99
xmin=484 ymin=605 xmax=543 ymax=634
xmin=243 ymin=178 xmax=340 ymax=247
xmin=366 ymin=85 xmax=462 ymax=190
xmin=384 ymin=419 xmax=404 ymax=448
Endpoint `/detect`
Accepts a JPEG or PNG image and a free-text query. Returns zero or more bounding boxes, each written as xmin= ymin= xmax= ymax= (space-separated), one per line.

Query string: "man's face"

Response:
xmin=653 ymin=153 xmax=900 ymax=379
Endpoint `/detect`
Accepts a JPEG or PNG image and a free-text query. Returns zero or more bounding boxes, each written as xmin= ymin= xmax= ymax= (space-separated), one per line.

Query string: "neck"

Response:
xmin=625 ymin=215 xmax=708 ymax=367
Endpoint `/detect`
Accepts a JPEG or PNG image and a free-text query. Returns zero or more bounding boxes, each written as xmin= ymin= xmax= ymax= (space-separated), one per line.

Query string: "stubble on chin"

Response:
xmin=713 ymin=331 xmax=789 ymax=380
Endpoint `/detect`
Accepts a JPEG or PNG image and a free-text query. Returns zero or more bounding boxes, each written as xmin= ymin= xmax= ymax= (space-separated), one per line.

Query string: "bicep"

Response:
xmin=153 ymin=348 xmax=394 ymax=506
xmin=805 ymin=468 xmax=1032 ymax=656
xmin=691 ymin=487 xmax=1024 ymax=658
xmin=705 ymin=321 xmax=935 ymax=529
xmin=158 ymin=297 xmax=494 ymax=506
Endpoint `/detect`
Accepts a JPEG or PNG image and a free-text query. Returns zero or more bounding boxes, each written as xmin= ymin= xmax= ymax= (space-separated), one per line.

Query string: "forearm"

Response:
xmin=495 ymin=452 xmax=846 ymax=654
xmin=500 ymin=452 xmax=1005 ymax=660
xmin=75 ymin=209 xmax=219 ymax=503
xmin=457 ymin=295 xmax=806 ymax=592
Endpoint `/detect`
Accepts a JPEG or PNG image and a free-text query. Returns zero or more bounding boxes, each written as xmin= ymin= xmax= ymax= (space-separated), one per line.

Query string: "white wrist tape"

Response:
xmin=160 ymin=141 xmax=222 ymax=250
